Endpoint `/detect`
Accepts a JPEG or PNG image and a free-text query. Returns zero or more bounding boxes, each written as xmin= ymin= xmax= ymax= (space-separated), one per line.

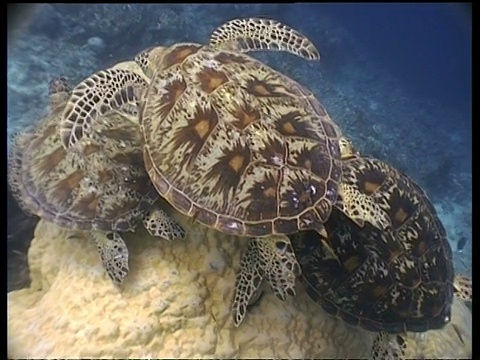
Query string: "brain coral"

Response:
xmin=7 ymin=212 xmax=471 ymax=359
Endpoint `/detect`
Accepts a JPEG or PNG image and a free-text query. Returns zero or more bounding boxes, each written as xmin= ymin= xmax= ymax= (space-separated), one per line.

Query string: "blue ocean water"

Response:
xmin=7 ymin=3 xmax=471 ymax=285
xmin=320 ymin=3 xmax=472 ymax=113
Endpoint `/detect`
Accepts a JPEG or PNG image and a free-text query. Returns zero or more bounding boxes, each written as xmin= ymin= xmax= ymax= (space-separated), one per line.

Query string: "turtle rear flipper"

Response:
xmin=371 ymin=332 xmax=406 ymax=360
xmin=209 ymin=17 xmax=320 ymax=60
xmin=91 ymin=231 xmax=129 ymax=287
xmin=256 ymin=236 xmax=301 ymax=301
xmin=143 ymin=208 xmax=186 ymax=241
xmin=454 ymin=275 xmax=472 ymax=302
xmin=232 ymin=235 xmax=301 ymax=327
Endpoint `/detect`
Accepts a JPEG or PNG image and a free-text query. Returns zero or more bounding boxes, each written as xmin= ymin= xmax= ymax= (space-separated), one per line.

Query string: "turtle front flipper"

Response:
xmin=60 ymin=69 xmax=148 ymax=149
xmin=370 ymin=332 xmax=407 ymax=360
xmin=336 ymin=137 xmax=392 ymax=230
xmin=91 ymin=231 xmax=129 ymax=287
xmin=143 ymin=208 xmax=186 ymax=241
xmin=209 ymin=18 xmax=320 ymax=60
xmin=232 ymin=239 xmax=266 ymax=327
xmin=337 ymin=182 xmax=391 ymax=230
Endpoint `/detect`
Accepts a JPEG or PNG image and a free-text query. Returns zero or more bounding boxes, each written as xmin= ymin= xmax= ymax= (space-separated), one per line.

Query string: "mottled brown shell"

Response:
xmin=290 ymin=156 xmax=455 ymax=333
xmin=9 ymin=100 xmax=157 ymax=232
xmin=140 ymin=43 xmax=342 ymax=237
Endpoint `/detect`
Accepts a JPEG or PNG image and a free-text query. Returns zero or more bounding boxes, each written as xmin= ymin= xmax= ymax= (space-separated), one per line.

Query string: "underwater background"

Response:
xmin=7 ymin=2 xmax=471 ymax=293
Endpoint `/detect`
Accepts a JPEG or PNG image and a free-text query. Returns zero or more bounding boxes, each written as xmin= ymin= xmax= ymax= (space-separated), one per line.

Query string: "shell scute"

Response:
xmin=140 ymin=42 xmax=342 ymax=237
xmin=11 ymin=100 xmax=157 ymax=232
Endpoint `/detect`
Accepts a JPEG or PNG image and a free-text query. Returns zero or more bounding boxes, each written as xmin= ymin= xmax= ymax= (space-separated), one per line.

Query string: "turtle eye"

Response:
xmin=275 ymin=241 xmax=287 ymax=251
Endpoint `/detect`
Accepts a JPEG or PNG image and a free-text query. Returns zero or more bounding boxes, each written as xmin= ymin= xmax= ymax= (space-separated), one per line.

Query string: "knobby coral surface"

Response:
xmin=8 ymin=214 xmax=471 ymax=359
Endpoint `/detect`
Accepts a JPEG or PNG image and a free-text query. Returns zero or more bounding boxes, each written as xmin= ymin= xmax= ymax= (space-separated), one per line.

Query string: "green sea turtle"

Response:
xmin=232 ymin=136 xmax=466 ymax=356
xmin=8 ymin=76 xmax=185 ymax=287
xmin=370 ymin=278 xmax=471 ymax=360
xmin=58 ymin=18 xmax=365 ymax=273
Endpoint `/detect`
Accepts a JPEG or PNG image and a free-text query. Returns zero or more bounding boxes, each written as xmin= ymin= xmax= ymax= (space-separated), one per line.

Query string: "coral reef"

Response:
xmin=8 ymin=218 xmax=373 ymax=359
xmin=7 ymin=5 xmax=471 ymax=357
xmin=8 ymin=217 xmax=471 ymax=359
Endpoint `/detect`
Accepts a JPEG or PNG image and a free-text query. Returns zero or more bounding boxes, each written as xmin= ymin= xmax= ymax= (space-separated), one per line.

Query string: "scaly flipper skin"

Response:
xmin=371 ymin=332 xmax=407 ymax=360
xmin=453 ymin=275 xmax=472 ymax=302
xmin=60 ymin=69 xmax=148 ymax=149
xmin=337 ymin=181 xmax=392 ymax=230
xmin=143 ymin=208 xmax=186 ymax=240
xmin=232 ymin=239 xmax=266 ymax=327
xmin=232 ymin=235 xmax=301 ymax=326
xmin=91 ymin=231 xmax=129 ymax=287
xmin=8 ymin=130 xmax=36 ymax=216
xmin=336 ymin=136 xmax=391 ymax=230
xmin=209 ymin=17 xmax=320 ymax=60
xmin=258 ymin=235 xmax=301 ymax=301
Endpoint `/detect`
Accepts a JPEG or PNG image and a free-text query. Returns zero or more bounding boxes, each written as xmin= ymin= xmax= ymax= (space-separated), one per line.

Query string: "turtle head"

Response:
xmin=48 ymin=76 xmax=71 ymax=110
xmin=339 ymin=137 xmax=359 ymax=160
xmin=134 ymin=46 xmax=168 ymax=79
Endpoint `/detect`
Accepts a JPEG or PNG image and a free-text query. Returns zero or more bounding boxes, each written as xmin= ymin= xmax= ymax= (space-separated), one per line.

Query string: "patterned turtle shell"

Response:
xmin=290 ymin=153 xmax=455 ymax=333
xmin=9 ymin=76 xmax=185 ymax=286
xmin=140 ymin=42 xmax=342 ymax=237
xmin=58 ymin=18 xmax=344 ymax=238
xmin=8 ymin=78 xmax=157 ymax=233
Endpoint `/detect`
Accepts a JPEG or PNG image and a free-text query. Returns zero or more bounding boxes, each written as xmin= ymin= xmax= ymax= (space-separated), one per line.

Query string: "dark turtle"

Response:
xmin=232 ymin=136 xmax=456 ymax=330
xmin=371 ymin=276 xmax=471 ymax=360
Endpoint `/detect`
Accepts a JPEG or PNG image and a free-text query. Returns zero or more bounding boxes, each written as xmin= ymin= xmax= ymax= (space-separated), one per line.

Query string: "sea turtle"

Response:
xmin=231 ymin=136 xmax=464 ymax=347
xmin=8 ymin=75 xmax=185 ymax=287
xmin=370 ymin=282 xmax=471 ymax=360
xmin=289 ymin=137 xmax=457 ymax=333
xmin=58 ymin=18 xmax=351 ymax=275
